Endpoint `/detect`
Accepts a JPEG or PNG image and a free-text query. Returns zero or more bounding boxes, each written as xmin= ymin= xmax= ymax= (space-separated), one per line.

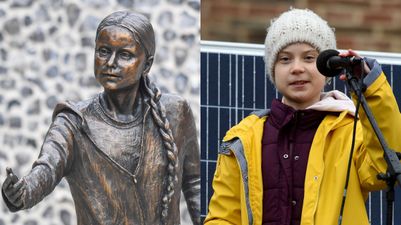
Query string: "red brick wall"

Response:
xmin=201 ymin=0 xmax=401 ymax=53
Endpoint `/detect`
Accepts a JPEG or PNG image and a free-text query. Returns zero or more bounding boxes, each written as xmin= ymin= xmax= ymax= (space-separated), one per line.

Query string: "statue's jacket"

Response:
xmin=4 ymin=93 xmax=200 ymax=225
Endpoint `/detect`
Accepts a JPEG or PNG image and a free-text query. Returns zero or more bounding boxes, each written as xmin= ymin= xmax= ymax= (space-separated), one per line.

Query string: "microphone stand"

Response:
xmin=345 ymin=60 xmax=401 ymax=225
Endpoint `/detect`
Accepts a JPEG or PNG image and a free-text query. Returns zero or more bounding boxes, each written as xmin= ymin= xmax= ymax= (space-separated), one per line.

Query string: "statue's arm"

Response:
xmin=2 ymin=112 xmax=79 ymax=211
xmin=180 ymin=100 xmax=200 ymax=225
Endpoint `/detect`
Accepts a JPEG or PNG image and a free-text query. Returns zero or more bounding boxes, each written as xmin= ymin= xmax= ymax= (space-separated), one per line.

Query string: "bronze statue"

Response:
xmin=1 ymin=11 xmax=200 ymax=225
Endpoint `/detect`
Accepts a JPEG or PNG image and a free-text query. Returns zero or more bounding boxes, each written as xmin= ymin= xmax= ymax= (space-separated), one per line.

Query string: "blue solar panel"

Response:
xmin=200 ymin=41 xmax=401 ymax=224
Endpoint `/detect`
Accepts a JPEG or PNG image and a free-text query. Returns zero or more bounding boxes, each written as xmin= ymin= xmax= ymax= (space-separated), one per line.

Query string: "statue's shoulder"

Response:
xmin=52 ymin=95 xmax=97 ymax=122
xmin=159 ymin=93 xmax=195 ymax=127
xmin=160 ymin=93 xmax=189 ymax=113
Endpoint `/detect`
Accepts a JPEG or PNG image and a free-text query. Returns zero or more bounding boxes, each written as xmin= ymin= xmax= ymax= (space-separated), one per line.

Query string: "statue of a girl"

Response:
xmin=2 ymin=11 xmax=200 ymax=225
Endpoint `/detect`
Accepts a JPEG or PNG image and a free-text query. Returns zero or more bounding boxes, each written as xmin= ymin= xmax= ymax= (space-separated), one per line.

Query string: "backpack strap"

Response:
xmin=218 ymin=138 xmax=242 ymax=156
xmin=250 ymin=109 xmax=270 ymax=118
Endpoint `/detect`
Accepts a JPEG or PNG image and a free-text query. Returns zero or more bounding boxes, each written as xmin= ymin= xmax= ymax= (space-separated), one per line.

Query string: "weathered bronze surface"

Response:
xmin=1 ymin=11 xmax=200 ymax=225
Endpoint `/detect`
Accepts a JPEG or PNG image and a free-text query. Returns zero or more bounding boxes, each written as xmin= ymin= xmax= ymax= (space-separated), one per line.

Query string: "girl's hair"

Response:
xmin=96 ymin=11 xmax=178 ymax=224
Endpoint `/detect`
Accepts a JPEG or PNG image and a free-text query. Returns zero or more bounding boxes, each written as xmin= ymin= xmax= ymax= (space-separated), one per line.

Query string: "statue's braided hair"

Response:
xmin=96 ymin=10 xmax=178 ymax=224
xmin=141 ymin=75 xmax=178 ymax=223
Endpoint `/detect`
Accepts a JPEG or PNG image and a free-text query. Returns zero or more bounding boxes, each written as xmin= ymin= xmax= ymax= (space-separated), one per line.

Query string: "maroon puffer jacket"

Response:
xmin=262 ymin=99 xmax=327 ymax=225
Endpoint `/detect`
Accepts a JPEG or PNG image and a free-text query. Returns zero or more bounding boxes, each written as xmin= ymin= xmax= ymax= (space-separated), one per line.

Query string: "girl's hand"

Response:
xmin=338 ymin=49 xmax=371 ymax=81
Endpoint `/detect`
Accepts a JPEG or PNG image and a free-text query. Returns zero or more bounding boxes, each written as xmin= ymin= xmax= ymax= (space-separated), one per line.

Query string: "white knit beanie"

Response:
xmin=264 ymin=8 xmax=336 ymax=84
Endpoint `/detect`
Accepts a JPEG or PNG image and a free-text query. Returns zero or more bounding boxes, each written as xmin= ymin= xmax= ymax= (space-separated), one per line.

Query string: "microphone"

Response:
xmin=316 ymin=49 xmax=362 ymax=77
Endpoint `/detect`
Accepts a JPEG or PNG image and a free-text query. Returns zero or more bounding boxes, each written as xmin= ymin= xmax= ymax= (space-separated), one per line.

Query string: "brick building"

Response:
xmin=201 ymin=0 xmax=401 ymax=53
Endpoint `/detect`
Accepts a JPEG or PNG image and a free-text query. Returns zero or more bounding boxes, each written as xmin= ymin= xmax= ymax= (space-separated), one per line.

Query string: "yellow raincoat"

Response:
xmin=205 ymin=72 xmax=401 ymax=225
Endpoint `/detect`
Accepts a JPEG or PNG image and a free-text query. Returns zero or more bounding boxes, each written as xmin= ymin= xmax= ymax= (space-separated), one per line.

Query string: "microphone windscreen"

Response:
xmin=316 ymin=49 xmax=341 ymax=77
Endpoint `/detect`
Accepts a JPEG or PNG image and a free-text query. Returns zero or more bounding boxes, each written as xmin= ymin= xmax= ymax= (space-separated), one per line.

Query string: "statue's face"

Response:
xmin=94 ymin=26 xmax=147 ymax=92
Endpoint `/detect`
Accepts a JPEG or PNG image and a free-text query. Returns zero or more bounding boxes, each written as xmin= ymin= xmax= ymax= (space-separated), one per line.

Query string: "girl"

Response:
xmin=205 ymin=8 xmax=401 ymax=225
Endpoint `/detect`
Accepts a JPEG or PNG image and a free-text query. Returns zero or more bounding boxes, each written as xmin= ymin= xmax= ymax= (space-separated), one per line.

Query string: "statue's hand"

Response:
xmin=2 ymin=167 xmax=25 ymax=208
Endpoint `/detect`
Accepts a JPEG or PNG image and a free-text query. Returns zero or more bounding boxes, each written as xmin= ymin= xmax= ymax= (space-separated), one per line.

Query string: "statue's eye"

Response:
xmin=119 ymin=51 xmax=133 ymax=60
xmin=98 ymin=47 xmax=110 ymax=57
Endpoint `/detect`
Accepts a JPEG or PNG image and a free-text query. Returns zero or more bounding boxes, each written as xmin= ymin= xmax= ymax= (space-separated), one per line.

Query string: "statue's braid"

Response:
xmin=142 ymin=75 xmax=178 ymax=224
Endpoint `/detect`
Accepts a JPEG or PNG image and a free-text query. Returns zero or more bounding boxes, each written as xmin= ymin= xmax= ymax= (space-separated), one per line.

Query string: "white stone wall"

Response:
xmin=0 ymin=0 xmax=199 ymax=224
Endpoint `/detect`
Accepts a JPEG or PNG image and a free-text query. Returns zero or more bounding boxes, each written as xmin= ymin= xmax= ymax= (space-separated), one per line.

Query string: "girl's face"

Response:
xmin=274 ymin=43 xmax=326 ymax=109
xmin=94 ymin=26 xmax=148 ymax=92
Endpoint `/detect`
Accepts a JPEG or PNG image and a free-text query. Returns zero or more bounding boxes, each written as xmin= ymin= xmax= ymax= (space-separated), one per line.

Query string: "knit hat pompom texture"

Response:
xmin=264 ymin=8 xmax=336 ymax=83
